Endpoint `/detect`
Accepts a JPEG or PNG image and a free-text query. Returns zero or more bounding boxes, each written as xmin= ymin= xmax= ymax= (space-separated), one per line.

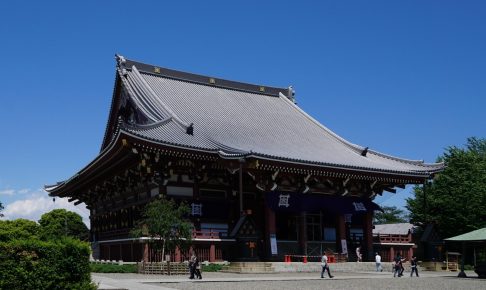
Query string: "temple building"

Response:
xmin=46 ymin=55 xmax=444 ymax=263
xmin=373 ymin=223 xmax=417 ymax=262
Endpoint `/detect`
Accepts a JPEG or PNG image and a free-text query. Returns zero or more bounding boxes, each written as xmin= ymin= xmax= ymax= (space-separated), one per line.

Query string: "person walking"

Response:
xmin=393 ymin=253 xmax=402 ymax=277
xmin=189 ymin=253 xmax=196 ymax=279
xmin=320 ymin=252 xmax=334 ymax=278
xmin=375 ymin=252 xmax=382 ymax=272
xmin=410 ymin=256 xmax=419 ymax=277
xmin=399 ymin=255 xmax=406 ymax=276
xmin=194 ymin=255 xmax=202 ymax=279
xmin=356 ymin=246 xmax=362 ymax=262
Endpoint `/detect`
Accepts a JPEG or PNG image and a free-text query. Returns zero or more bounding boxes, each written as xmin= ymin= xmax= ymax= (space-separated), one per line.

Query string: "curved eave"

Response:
xmin=277 ymin=92 xmax=444 ymax=173
xmin=45 ymin=124 xmax=128 ymax=197
xmin=47 ymin=124 xmax=441 ymax=199
xmin=122 ymin=125 xmax=443 ymax=180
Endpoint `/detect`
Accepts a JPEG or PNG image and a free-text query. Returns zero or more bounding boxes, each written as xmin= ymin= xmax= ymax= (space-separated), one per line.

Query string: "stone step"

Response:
xmin=221 ymin=262 xmax=275 ymax=273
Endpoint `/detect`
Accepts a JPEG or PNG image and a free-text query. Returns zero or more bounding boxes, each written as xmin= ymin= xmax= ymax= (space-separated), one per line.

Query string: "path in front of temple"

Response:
xmin=92 ymin=270 xmax=484 ymax=290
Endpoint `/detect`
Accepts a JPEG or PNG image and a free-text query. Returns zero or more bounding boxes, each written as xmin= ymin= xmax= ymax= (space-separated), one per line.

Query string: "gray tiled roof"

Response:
xmin=116 ymin=58 xmax=443 ymax=177
xmin=373 ymin=223 xmax=416 ymax=235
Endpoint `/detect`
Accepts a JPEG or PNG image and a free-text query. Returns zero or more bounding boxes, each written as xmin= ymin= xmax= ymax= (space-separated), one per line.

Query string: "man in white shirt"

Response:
xmin=375 ymin=252 xmax=382 ymax=272
xmin=320 ymin=253 xmax=334 ymax=278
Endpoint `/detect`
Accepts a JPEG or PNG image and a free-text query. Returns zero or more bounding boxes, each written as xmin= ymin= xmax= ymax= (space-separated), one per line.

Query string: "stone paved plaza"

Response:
xmin=93 ymin=270 xmax=485 ymax=290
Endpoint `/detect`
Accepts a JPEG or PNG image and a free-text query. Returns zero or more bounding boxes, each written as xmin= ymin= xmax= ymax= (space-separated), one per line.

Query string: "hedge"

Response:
xmin=0 ymin=238 xmax=96 ymax=290
xmin=202 ymin=263 xmax=223 ymax=272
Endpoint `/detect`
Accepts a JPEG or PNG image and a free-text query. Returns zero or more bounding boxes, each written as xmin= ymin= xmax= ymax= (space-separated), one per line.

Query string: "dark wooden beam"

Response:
xmin=383 ymin=187 xmax=397 ymax=194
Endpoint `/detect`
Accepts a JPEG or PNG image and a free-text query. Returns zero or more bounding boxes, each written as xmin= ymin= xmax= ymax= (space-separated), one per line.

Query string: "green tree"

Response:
xmin=131 ymin=196 xmax=193 ymax=261
xmin=0 ymin=219 xmax=40 ymax=242
xmin=374 ymin=206 xmax=409 ymax=224
xmin=38 ymin=209 xmax=89 ymax=241
xmin=406 ymin=137 xmax=486 ymax=239
xmin=0 ymin=201 xmax=3 ymax=217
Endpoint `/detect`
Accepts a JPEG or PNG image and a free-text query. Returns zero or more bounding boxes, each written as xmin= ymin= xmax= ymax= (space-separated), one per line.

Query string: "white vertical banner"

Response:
xmin=341 ymin=239 xmax=348 ymax=255
xmin=270 ymin=234 xmax=278 ymax=255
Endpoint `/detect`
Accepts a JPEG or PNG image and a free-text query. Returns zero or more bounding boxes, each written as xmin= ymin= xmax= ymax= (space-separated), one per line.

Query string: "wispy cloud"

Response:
xmin=2 ymin=190 xmax=90 ymax=227
xmin=0 ymin=188 xmax=32 ymax=196
xmin=0 ymin=189 xmax=15 ymax=195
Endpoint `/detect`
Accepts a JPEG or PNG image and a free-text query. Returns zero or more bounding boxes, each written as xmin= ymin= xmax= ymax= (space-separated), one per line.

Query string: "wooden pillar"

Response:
xmin=175 ymin=246 xmax=182 ymax=262
xmin=363 ymin=211 xmax=373 ymax=261
xmin=210 ymin=244 xmax=216 ymax=262
xmin=390 ymin=246 xmax=395 ymax=263
xmin=264 ymin=205 xmax=276 ymax=259
xmin=337 ymin=215 xmax=346 ymax=254
xmin=130 ymin=242 xmax=134 ymax=262
xmin=239 ymin=159 xmax=244 ymax=215
xmin=299 ymin=212 xmax=307 ymax=255
xmin=408 ymin=247 xmax=413 ymax=261
xmin=143 ymin=243 xmax=149 ymax=262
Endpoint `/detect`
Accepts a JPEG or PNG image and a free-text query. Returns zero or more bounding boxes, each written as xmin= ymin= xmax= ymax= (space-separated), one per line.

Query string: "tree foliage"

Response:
xmin=0 ymin=219 xmax=41 ymax=242
xmin=0 ymin=201 xmax=3 ymax=217
xmin=38 ymin=209 xmax=89 ymax=241
xmin=374 ymin=206 xmax=409 ymax=224
xmin=406 ymin=137 xmax=486 ymax=239
xmin=131 ymin=196 xmax=193 ymax=261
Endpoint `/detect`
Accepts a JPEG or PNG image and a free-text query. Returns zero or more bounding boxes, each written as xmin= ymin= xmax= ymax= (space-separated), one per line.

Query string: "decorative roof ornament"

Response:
xmin=115 ymin=54 xmax=126 ymax=67
xmin=361 ymin=147 xmax=369 ymax=157
xmin=287 ymin=86 xmax=296 ymax=103
xmin=115 ymin=54 xmax=128 ymax=76
xmin=186 ymin=123 xmax=194 ymax=135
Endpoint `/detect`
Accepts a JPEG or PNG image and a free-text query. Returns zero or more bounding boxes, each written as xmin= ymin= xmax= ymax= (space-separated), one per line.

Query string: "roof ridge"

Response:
xmin=117 ymin=66 xmax=159 ymax=122
xmin=131 ymin=65 xmax=191 ymax=128
xmin=120 ymin=55 xmax=290 ymax=98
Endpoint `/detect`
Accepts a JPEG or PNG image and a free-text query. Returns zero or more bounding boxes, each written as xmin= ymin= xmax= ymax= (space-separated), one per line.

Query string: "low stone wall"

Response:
xmin=272 ymin=262 xmax=395 ymax=273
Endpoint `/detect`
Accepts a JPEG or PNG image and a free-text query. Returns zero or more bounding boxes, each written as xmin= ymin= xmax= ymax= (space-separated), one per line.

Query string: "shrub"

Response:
xmin=90 ymin=263 xmax=138 ymax=273
xmin=202 ymin=263 xmax=223 ymax=272
xmin=0 ymin=238 xmax=96 ymax=290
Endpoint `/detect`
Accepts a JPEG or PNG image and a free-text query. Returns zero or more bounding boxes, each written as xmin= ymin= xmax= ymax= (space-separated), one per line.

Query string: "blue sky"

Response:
xmin=0 ymin=1 xmax=485 ymax=225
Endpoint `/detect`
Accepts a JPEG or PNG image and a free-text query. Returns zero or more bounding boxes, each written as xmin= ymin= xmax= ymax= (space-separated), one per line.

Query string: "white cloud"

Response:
xmin=0 ymin=189 xmax=15 ymax=195
xmin=2 ymin=190 xmax=90 ymax=228
xmin=18 ymin=188 xmax=30 ymax=194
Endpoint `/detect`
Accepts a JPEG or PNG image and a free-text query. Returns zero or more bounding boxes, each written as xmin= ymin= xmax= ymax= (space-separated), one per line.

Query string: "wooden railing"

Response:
xmin=96 ymin=229 xmax=228 ymax=242
xmin=373 ymin=233 xmax=411 ymax=243
xmin=192 ymin=229 xmax=228 ymax=239
xmin=138 ymin=262 xmax=189 ymax=275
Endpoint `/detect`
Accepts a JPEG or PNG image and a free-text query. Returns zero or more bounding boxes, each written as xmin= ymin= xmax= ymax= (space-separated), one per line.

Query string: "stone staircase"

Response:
xmin=221 ymin=262 xmax=275 ymax=273
xmin=219 ymin=261 xmax=421 ymax=274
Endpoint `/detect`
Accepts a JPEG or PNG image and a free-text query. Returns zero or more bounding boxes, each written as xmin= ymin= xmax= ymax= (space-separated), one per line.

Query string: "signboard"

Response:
xmin=270 ymin=234 xmax=278 ymax=255
xmin=341 ymin=239 xmax=348 ymax=255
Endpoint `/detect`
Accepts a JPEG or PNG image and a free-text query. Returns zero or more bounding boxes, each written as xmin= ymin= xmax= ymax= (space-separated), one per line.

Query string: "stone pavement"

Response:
xmin=92 ymin=270 xmax=483 ymax=290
